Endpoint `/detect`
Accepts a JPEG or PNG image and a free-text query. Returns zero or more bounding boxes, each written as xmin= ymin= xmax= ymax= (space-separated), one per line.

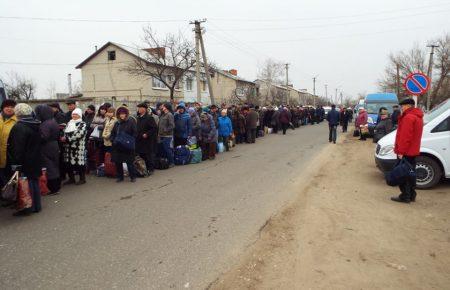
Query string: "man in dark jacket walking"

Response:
xmin=326 ymin=104 xmax=340 ymax=144
xmin=136 ymin=103 xmax=157 ymax=174
xmin=391 ymin=105 xmax=401 ymax=128
xmin=7 ymin=103 xmax=43 ymax=216
xmin=391 ymin=98 xmax=423 ymax=203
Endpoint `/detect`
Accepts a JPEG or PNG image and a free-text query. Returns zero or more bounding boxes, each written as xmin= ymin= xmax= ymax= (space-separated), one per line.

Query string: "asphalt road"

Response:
xmin=0 ymin=122 xmax=329 ymax=289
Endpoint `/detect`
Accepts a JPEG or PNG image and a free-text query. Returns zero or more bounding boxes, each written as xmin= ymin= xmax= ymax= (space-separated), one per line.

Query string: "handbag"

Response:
xmin=90 ymin=126 xmax=101 ymax=139
xmin=1 ymin=171 xmax=19 ymax=201
xmin=360 ymin=126 xmax=369 ymax=135
xmin=114 ymin=126 xmax=135 ymax=151
xmin=17 ymin=177 xmax=32 ymax=211
xmin=385 ymin=159 xmax=416 ymax=186
xmin=39 ymin=169 xmax=50 ymax=196
xmin=353 ymin=129 xmax=360 ymax=137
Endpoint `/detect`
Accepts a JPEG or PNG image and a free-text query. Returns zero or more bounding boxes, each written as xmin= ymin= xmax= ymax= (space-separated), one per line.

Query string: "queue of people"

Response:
xmin=0 ymin=99 xmax=323 ymax=217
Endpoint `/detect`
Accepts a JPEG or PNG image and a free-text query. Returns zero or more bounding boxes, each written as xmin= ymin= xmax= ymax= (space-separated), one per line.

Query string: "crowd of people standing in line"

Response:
xmin=0 ymin=99 xmax=329 ymax=217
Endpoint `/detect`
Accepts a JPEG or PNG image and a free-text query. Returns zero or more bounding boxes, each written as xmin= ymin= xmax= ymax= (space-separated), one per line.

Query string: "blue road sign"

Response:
xmin=404 ymin=72 xmax=430 ymax=95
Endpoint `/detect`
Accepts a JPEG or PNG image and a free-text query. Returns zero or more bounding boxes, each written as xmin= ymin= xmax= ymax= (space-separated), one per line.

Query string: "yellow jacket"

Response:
xmin=0 ymin=115 xmax=17 ymax=168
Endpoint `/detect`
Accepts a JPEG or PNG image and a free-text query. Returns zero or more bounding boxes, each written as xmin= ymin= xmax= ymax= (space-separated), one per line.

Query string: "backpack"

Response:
xmin=133 ymin=156 xmax=149 ymax=177
xmin=174 ymin=145 xmax=191 ymax=165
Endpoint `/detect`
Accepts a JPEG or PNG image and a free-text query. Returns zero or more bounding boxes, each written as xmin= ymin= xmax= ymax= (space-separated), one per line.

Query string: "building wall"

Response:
xmin=183 ymin=74 xmax=211 ymax=105
xmin=210 ymin=72 xmax=238 ymax=104
xmin=79 ymin=44 xmax=183 ymax=103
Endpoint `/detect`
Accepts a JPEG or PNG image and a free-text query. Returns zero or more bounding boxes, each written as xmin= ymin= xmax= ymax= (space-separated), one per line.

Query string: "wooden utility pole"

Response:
xmin=426 ymin=44 xmax=438 ymax=111
xmin=324 ymin=84 xmax=328 ymax=104
xmin=191 ymin=19 xmax=215 ymax=105
xmin=194 ymin=30 xmax=202 ymax=103
xmin=312 ymin=76 xmax=317 ymax=106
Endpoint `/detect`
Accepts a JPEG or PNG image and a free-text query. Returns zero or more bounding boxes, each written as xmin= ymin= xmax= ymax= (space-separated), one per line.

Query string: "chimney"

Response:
xmin=229 ymin=69 xmax=237 ymax=76
xmin=95 ymin=45 xmax=98 ymax=51
xmin=144 ymin=47 xmax=166 ymax=59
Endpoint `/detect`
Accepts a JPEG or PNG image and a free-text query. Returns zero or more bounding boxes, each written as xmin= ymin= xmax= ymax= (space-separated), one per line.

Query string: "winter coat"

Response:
xmin=7 ymin=117 xmax=42 ymax=179
xmin=0 ymin=114 xmax=17 ymax=168
xmin=210 ymin=111 xmax=219 ymax=128
xmin=54 ymin=111 xmax=66 ymax=125
xmin=264 ymin=110 xmax=273 ymax=127
xmin=218 ymin=116 xmax=233 ymax=137
xmin=394 ymin=107 xmax=424 ymax=157
xmin=111 ymin=117 xmax=137 ymax=163
xmin=63 ymin=121 xmax=87 ymax=166
xmin=200 ymin=114 xmax=217 ymax=143
xmin=35 ymin=105 xmax=60 ymax=180
xmin=279 ymin=110 xmax=290 ymax=124
xmin=373 ymin=117 xmax=393 ymax=143
xmin=158 ymin=112 xmax=175 ymax=137
xmin=271 ymin=110 xmax=280 ymax=127
xmin=190 ymin=111 xmax=201 ymax=139
xmin=245 ymin=109 xmax=259 ymax=129
xmin=356 ymin=111 xmax=368 ymax=127
xmin=90 ymin=115 xmax=106 ymax=140
xmin=102 ymin=116 xmax=117 ymax=147
xmin=232 ymin=113 xmax=246 ymax=134
xmin=327 ymin=109 xmax=340 ymax=126
xmin=174 ymin=111 xmax=191 ymax=139
xmin=135 ymin=113 xmax=157 ymax=155
xmin=391 ymin=109 xmax=400 ymax=127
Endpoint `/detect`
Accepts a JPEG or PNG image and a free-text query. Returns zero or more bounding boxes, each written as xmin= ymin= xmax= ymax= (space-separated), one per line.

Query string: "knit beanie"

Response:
xmin=14 ymin=103 xmax=33 ymax=117
xmin=71 ymin=108 xmax=83 ymax=117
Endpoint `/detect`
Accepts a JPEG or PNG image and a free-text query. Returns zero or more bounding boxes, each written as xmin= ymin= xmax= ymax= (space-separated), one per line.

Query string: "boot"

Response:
xmin=75 ymin=171 xmax=86 ymax=185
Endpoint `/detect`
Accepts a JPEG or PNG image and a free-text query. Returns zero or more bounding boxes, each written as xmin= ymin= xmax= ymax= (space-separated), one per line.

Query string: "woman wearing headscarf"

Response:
xmin=218 ymin=109 xmax=233 ymax=151
xmin=188 ymin=107 xmax=201 ymax=142
xmin=231 ymin=108 xmax=246 ymax=144
xmin=0 ymin=99 xmax=17 ymax=188
xmin=111 ymin=106 xmax=137 ymax=182
xmin=62 ymin=108 xmax=87 ymax=185
xmin=35 ymin=105 xmax=61 ymax=194
xmin=90 ymin=105 xmax=107 ymax=166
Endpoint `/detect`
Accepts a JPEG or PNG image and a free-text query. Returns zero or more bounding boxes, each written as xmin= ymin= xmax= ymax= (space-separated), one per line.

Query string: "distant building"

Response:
xmin=211 ymin=69 xmax=257 ymax=105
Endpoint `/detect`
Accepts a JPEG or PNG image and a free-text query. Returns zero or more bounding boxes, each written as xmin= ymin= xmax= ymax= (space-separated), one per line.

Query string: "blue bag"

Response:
xmin=114 ymin=126 xmax=135 ymax=151
xmin=189 ymin=148 xmax=202 ymax=164
xmin=174 ymin=145 xmax=191 ymax=165
xmin=385 ymin=159 xmax=416 ymax=186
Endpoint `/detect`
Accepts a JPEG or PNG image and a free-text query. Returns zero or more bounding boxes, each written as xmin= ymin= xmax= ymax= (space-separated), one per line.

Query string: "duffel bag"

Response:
xmin=154 ymin=158 xmax=170 ymax=170
xmin=104 ymin=152 xmax=117 ymax=178
xmin=134 ymin=156 xmax=149 ymax=177
xmin=174 ymin=145 xmax=191 ymax=165
xmin=385 ymin=159 xmax=416 ymax=186
xmin=190 ymin=148 xmax=202 ymax=164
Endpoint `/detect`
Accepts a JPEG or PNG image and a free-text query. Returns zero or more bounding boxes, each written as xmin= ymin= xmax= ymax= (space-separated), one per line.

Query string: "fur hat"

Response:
xmin=116 ymin=106 xmax=129 ymax=116
xmin=14 ymin=103 xmax=33 ymax=117
xmin=1 ymin=99 xmax=17 ymax=110
xmin=399 ymin=98 xmax=415 ymax=106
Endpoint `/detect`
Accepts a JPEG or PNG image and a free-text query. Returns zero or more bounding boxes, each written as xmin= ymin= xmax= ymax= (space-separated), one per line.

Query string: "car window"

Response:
xmin=424 ymin=99 xmax=450 ymax=124
xmin=431 ymin=116 xmax=450 ymax=133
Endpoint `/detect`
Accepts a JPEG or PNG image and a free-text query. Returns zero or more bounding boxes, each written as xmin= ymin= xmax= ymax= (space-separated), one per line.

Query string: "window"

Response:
xmin=152 ymin=76 xmax=167 ymax=89
xmin=108 ymin=51 xmax=116 ymax=61
xmin=431 ymin=117 xmax=450 ymax=133
xmin=201 ymin=80 xmax=207 ymax=92
xmin=186 ymin=78 xmax=193 ymax=91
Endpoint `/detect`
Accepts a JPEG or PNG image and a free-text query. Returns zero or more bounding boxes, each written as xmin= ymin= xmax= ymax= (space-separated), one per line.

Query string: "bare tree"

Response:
xmin=124 ymin=26 xmax=196 ymax=102
xmin=378 ymin=33 xmax=449 ymax=108
xmin=257 ymin=58 xmax=284 ymax=104
xmin=4 ymin=71 xmax=36 ymax=100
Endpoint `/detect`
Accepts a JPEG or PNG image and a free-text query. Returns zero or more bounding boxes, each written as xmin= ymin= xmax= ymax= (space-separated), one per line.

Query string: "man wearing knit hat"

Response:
xmin=7 ymin=103 xmax=43 ymax=216
xmin=391 ymin=98 xmax=423 ymax=203
xmin=0 ymin=99 xmax=17 ymax=188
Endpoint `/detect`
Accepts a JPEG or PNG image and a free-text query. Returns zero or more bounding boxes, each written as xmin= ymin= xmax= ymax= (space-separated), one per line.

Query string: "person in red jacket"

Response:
xmin=392 ymin=98 xmax=423 ymax=203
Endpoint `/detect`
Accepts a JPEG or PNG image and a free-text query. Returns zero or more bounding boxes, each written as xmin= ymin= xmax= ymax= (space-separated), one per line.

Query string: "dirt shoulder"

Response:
xmin=210 ymin=132 xmax=450 ymax=290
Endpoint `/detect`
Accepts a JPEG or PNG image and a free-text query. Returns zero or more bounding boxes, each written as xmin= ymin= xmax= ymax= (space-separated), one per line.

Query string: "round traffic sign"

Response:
xmin=404 ymin=72 xmax=430 ymax=96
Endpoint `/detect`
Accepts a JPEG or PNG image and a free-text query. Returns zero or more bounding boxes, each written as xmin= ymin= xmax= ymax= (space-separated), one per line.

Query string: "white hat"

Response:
xmin=72 ymin=108 xmax=83 ymax=117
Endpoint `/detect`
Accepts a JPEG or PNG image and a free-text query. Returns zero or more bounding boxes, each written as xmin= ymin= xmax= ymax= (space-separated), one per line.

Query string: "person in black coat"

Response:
xmin=35 ymin=105 xmax=61 ymax=194
xmin=135 ymin=103 xmax=157 ymax=174
xmin=340 ymin=108 xmax=350 ymax=133
xmin=327 ymin=104 xmax=340 ymax=144
xmin=7 ymin=103 xmax=43 ymax=216
xmin=111 ymin=106 xmax=137 ymax=182
xmin=64 ymin=100 xmax=77 ymax=123
xmin=391 ymin=105 xmax=400 ymax=128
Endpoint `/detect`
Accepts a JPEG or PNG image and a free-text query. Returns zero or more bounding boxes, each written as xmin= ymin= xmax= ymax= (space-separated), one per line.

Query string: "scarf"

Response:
xmin=65 ymin=119 xmax=82 ymax=133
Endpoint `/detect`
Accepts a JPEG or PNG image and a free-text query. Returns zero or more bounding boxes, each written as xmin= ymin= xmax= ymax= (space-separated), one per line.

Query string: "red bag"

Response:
xmin=17 ymin=177 xmax=32 ymax=211
xmin=39 ymin=169 xmax=50 ymax=196
xmin=104 ymin=152 xmax=117 ymax=178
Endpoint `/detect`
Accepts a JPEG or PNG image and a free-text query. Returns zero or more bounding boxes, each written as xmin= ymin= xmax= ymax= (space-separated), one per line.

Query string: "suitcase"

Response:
xmin=104 ymin=152 xmax=117 ymax=178
xmin=189 ymin=148 xmax=202 ymax=164
xmin=134 ymin=156 xmax=149 ymax=177
xmin=155 ymin=158 xmax=170 ymax=170
xmin=174 ymin=145 xmax=191 ymax=165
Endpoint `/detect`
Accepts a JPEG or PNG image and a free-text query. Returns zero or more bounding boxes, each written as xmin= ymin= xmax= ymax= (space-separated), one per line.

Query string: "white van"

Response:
xmin=375 ymin=98 xmax=450 ymax=189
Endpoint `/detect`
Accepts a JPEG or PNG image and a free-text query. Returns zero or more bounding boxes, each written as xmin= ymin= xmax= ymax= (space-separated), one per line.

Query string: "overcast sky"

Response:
xmin=0 ymin=0 xmax=449 ymax=100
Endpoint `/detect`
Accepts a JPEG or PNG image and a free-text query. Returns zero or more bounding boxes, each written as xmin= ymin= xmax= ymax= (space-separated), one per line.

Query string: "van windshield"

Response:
xmin=365 ymin=103 xmax=395 ymax=114
xmin=424 ymin=98 xmax=450 ymax=124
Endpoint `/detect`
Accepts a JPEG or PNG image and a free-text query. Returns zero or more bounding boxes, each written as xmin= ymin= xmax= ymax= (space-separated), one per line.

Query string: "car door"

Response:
xmin=430 ymin=115 xmax=450 ymax=177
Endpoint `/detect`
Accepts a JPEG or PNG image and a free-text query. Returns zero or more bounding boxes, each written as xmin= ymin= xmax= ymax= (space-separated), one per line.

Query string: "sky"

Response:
xmin=0 ymin=0 xmax=449 ymax=100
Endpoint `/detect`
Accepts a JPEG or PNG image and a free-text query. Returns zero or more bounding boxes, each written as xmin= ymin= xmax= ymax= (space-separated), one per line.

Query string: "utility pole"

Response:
xmin=190 ymin=19 xmax=215 ymax=105
xmin=194 ymin=27 xmax=202 ymax=103
xmin=426 ymin=44 xmax=438 ymax=111
xmin=335 ymin=88 xmax=338 ymax=105
xmin=285 ymin=63 xmax=289 ymax=105
xmin=68 ymin=73 xmax=72 ymax=97
xmin=312 ymin=76 xmax=317 ymax=106
xmin=324 ymin=84 xmax=328 ymax=104
xmin=396 ymin=62 xmax=400 ymax=98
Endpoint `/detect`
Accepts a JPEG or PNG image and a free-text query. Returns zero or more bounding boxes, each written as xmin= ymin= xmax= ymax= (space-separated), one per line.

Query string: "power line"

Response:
xmin=209 ymin=9 xmax=450 ymax=32
xmin=207 ymin=2 xmax=450 ymax=22
xmin=0 ymin=16 xmax=188 ymax=23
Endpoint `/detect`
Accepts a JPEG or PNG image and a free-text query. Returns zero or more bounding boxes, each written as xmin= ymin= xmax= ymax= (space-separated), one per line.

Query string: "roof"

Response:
xmin=216 ymin=70 xmax=255 ymax=85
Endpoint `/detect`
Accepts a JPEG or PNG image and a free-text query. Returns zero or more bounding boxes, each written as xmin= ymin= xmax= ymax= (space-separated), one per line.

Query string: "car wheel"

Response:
xmin=415 ymin=156 xmax=442 ymax=189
